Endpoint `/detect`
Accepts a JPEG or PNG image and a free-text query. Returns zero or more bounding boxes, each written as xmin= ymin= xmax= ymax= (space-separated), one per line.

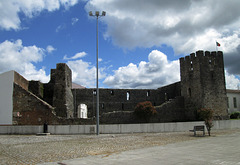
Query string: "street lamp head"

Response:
xmin=89 ymin=11 xmax=93 ymax=16
xmin=89 ymin=11 xmax=106 ymax=17
xmin=95 ymin=11 xmax=100 ymax=16
xmin=102 ymin=11 xmax=106 ymax=16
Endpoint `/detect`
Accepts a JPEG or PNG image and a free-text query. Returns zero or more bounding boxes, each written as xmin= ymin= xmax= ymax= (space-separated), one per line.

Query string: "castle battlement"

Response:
xmin=180 ymin=50 xmax=223 ymax=62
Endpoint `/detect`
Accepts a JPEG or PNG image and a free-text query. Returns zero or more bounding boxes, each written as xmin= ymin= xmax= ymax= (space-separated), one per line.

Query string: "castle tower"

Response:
xmin=50 ymin=63 xmax=74 ymax=118
xmin=180 ymin=50 xmax=228 ymax=119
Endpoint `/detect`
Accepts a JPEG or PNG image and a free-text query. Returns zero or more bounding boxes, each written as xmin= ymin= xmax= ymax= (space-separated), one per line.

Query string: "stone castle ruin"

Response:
xmin=0 ymin=50 xmax=229 ymax=125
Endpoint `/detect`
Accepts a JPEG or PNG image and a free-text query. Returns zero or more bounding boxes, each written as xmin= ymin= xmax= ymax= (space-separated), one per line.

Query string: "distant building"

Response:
xmin=227 ymin=89 xmax=240 ymax=114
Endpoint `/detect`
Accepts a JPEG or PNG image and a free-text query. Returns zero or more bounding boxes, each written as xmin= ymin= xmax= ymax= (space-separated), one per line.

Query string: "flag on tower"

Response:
xmin=216 ymin=42 xmax=220 ymax=47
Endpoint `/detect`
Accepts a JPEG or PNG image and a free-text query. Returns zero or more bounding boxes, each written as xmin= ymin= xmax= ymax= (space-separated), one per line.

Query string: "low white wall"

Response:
xmin=99 ymin=121 xmax=205 ymax=134
xmin=0 ymin=120 xmax=239 ymax=135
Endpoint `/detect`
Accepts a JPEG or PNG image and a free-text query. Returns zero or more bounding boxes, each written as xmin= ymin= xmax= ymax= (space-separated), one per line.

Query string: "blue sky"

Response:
xmin=0 ymin=0 xmax=240 ymax=89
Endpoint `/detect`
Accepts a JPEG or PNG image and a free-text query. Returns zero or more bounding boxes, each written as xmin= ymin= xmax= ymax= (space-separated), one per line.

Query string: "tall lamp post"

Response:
xmin=89 ymin=11 xmax=106 ymax=135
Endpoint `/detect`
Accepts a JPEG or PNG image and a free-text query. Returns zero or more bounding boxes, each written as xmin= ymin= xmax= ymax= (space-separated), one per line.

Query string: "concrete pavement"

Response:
xmin=41 ymin=131 xmax=240 ymax=165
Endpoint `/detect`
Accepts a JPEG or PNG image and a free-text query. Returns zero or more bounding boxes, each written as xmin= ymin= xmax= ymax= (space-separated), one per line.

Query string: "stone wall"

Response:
xmin=180 ymin=51 xmax=229 ymax=119
xmin=14 ymin=71 xmax=29 ymax=91
xmin=73 ymin=88 xmax=160 ymax=118
xmin=155 ymin=96 xmax=186 ymax=122
xmin=28 ymin=81 xmax=44 ymax=99
xmin=12 ymin=83 xmax=57 ymax=125
xmin=48 ymin=63 xmax=74 ymax=118
xmin=73 ymin=82 xmax=182 ymax=119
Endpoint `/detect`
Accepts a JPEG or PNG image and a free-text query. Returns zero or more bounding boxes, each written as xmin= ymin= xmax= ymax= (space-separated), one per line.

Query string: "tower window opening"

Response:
xmin=110 ymin=90 xmax=114 ymax=95
xmin=127 ymin=91 xmax=130 ymax=100
xmin=165 ymin=93 xmax=168 ymax=101
xmin=188 ymin=88 xmax=192 ymax=97
xmin=190 ymin=61 xmax=193 ymax=70
xmin=93 ymin=90 xmax=96 ymax=95
xmin=209 ymin=59 xmax=212 ymax=64
xmin=147 ymin=90 xmax=150 ymax=97
xmin=211 ymin=72 xmax=214 ymax=79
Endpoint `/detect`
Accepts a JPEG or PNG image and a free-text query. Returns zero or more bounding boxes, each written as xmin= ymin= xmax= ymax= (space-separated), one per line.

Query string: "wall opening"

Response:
xmin=165 ymin=93 xmax=168 ymax=101
xmin=147 ymin=90 xmax=150 ymax=97
xmin=77 ymin=104 xmax=88 ymax=119
xmin=209 ymin=59 xmax=212 ymax=64
xmin=188 ymin=88 xmax=192 ymax=97
xmin=110 ymin=90 xmax=114 ymax=95
xmin=227 ymin=97 xmax=229 ymax=108
xmin=233 ymin=97 xmax=237 ymax=108
xmin=127 ymin=91 xmax=130 ymax=100
xmin=190 ymin=61 xmax=193 ymax=71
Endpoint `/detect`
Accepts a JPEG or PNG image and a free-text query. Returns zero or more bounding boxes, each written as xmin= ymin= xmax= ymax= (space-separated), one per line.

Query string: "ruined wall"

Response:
xmin=14 ymin=71 xmax=29 ymax=91
xmin=73 ymin=82 xmax=182 ymax=119
xmin=28 ymin=81 xmax=44 ymax=99
xmin=100 ymin=96 xmax=185 ymax=124
xmin=12 ymin=83 xmax=57 ymax=125
xmin=155 ymin=96 xmax=186 ymax=122
xmin=49 ymin=63 xmax=74 ymax=118
xmin=73 ymin=88 xmax=160 ymax=118
xmin=157 ymin=82 xmax=181 ymax=104
xmin=180 ymin=51 xmax=229 ymax=119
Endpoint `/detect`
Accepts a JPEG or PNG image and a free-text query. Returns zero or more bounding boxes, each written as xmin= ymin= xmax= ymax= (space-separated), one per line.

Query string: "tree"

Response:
xmin=197 ymin=108 xmax=214 ymax=136
xmin=134 ymin=101 xmax=157 ymax=122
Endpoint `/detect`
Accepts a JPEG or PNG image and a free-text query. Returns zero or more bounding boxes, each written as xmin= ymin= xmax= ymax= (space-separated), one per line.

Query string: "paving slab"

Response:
xmin=40 ymin=132 xmax=240 ymax=165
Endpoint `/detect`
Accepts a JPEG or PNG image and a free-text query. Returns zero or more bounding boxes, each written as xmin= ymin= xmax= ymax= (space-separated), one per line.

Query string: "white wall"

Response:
xmin=1 ymin=120 xmax=240 ymax=134
xmin=227 ymin=91 xmax=240 ymax=113
xmin=0 ymin=71 xmax=14 ymax=125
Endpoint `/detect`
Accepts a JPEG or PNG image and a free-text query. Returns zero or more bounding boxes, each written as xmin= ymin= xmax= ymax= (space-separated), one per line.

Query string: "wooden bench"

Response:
xmin=189 ymin=125 xmax=205 ymax=136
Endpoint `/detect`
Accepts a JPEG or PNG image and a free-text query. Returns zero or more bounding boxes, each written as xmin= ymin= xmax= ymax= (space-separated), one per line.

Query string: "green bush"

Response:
xmin=230 ymin=111 xmax=240 ymax=119
xmin=134 ymin=101 xmax=157 ymax=122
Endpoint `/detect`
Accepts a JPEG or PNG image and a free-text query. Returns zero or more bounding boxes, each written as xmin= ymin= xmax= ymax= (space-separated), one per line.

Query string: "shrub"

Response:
xmin=230 ymin=111 xmax=240 ymax=119
xmin=197 ymin=108 xmax=214 ymax=136
xmin=134 ymin=101 xmax=157 ymax=122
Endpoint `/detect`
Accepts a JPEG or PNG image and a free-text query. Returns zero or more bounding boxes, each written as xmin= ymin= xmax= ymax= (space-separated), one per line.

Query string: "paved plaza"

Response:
xmin=0 ymin=130 xmax=239 ymax=165
xmin=46 ymin=131 xmax=240 ymax=165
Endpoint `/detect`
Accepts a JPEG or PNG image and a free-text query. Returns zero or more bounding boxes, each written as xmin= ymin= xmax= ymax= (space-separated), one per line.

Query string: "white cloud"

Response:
xmin=67 ymin=59 xmax=106 ymax=88
xmin=104 ymin=50 xmax=180 ymax=89
xmin=86 ymin=0 xmax=240 ymax=53
xmin=225 ymin=71 xmax=240 ymax=90
xmin=46 ymin=45 xmax=56 ymax=53
xmin=71 ymin=17 xmax=79 ymax=25
xmin=0 ymin=0 xmax=80 ymax=30
xmin=86 ymin=0 xmax=240 ymax=88
xmin=0 ymin=39 xmax=49 ymax=82
xmin=55 ymin=24 xmax=66 ymax=33
xmin=63 ymin=52 xmax=87 ymax=60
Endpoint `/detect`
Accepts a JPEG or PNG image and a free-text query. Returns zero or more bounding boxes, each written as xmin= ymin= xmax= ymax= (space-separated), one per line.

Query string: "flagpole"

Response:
xmin=215 ymin=41 xmax=218 ymax=52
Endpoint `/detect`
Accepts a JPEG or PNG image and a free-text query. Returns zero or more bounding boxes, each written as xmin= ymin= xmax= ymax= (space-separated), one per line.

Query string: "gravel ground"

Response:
xmin=0 ymin=129 xmax=239 ymax=165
